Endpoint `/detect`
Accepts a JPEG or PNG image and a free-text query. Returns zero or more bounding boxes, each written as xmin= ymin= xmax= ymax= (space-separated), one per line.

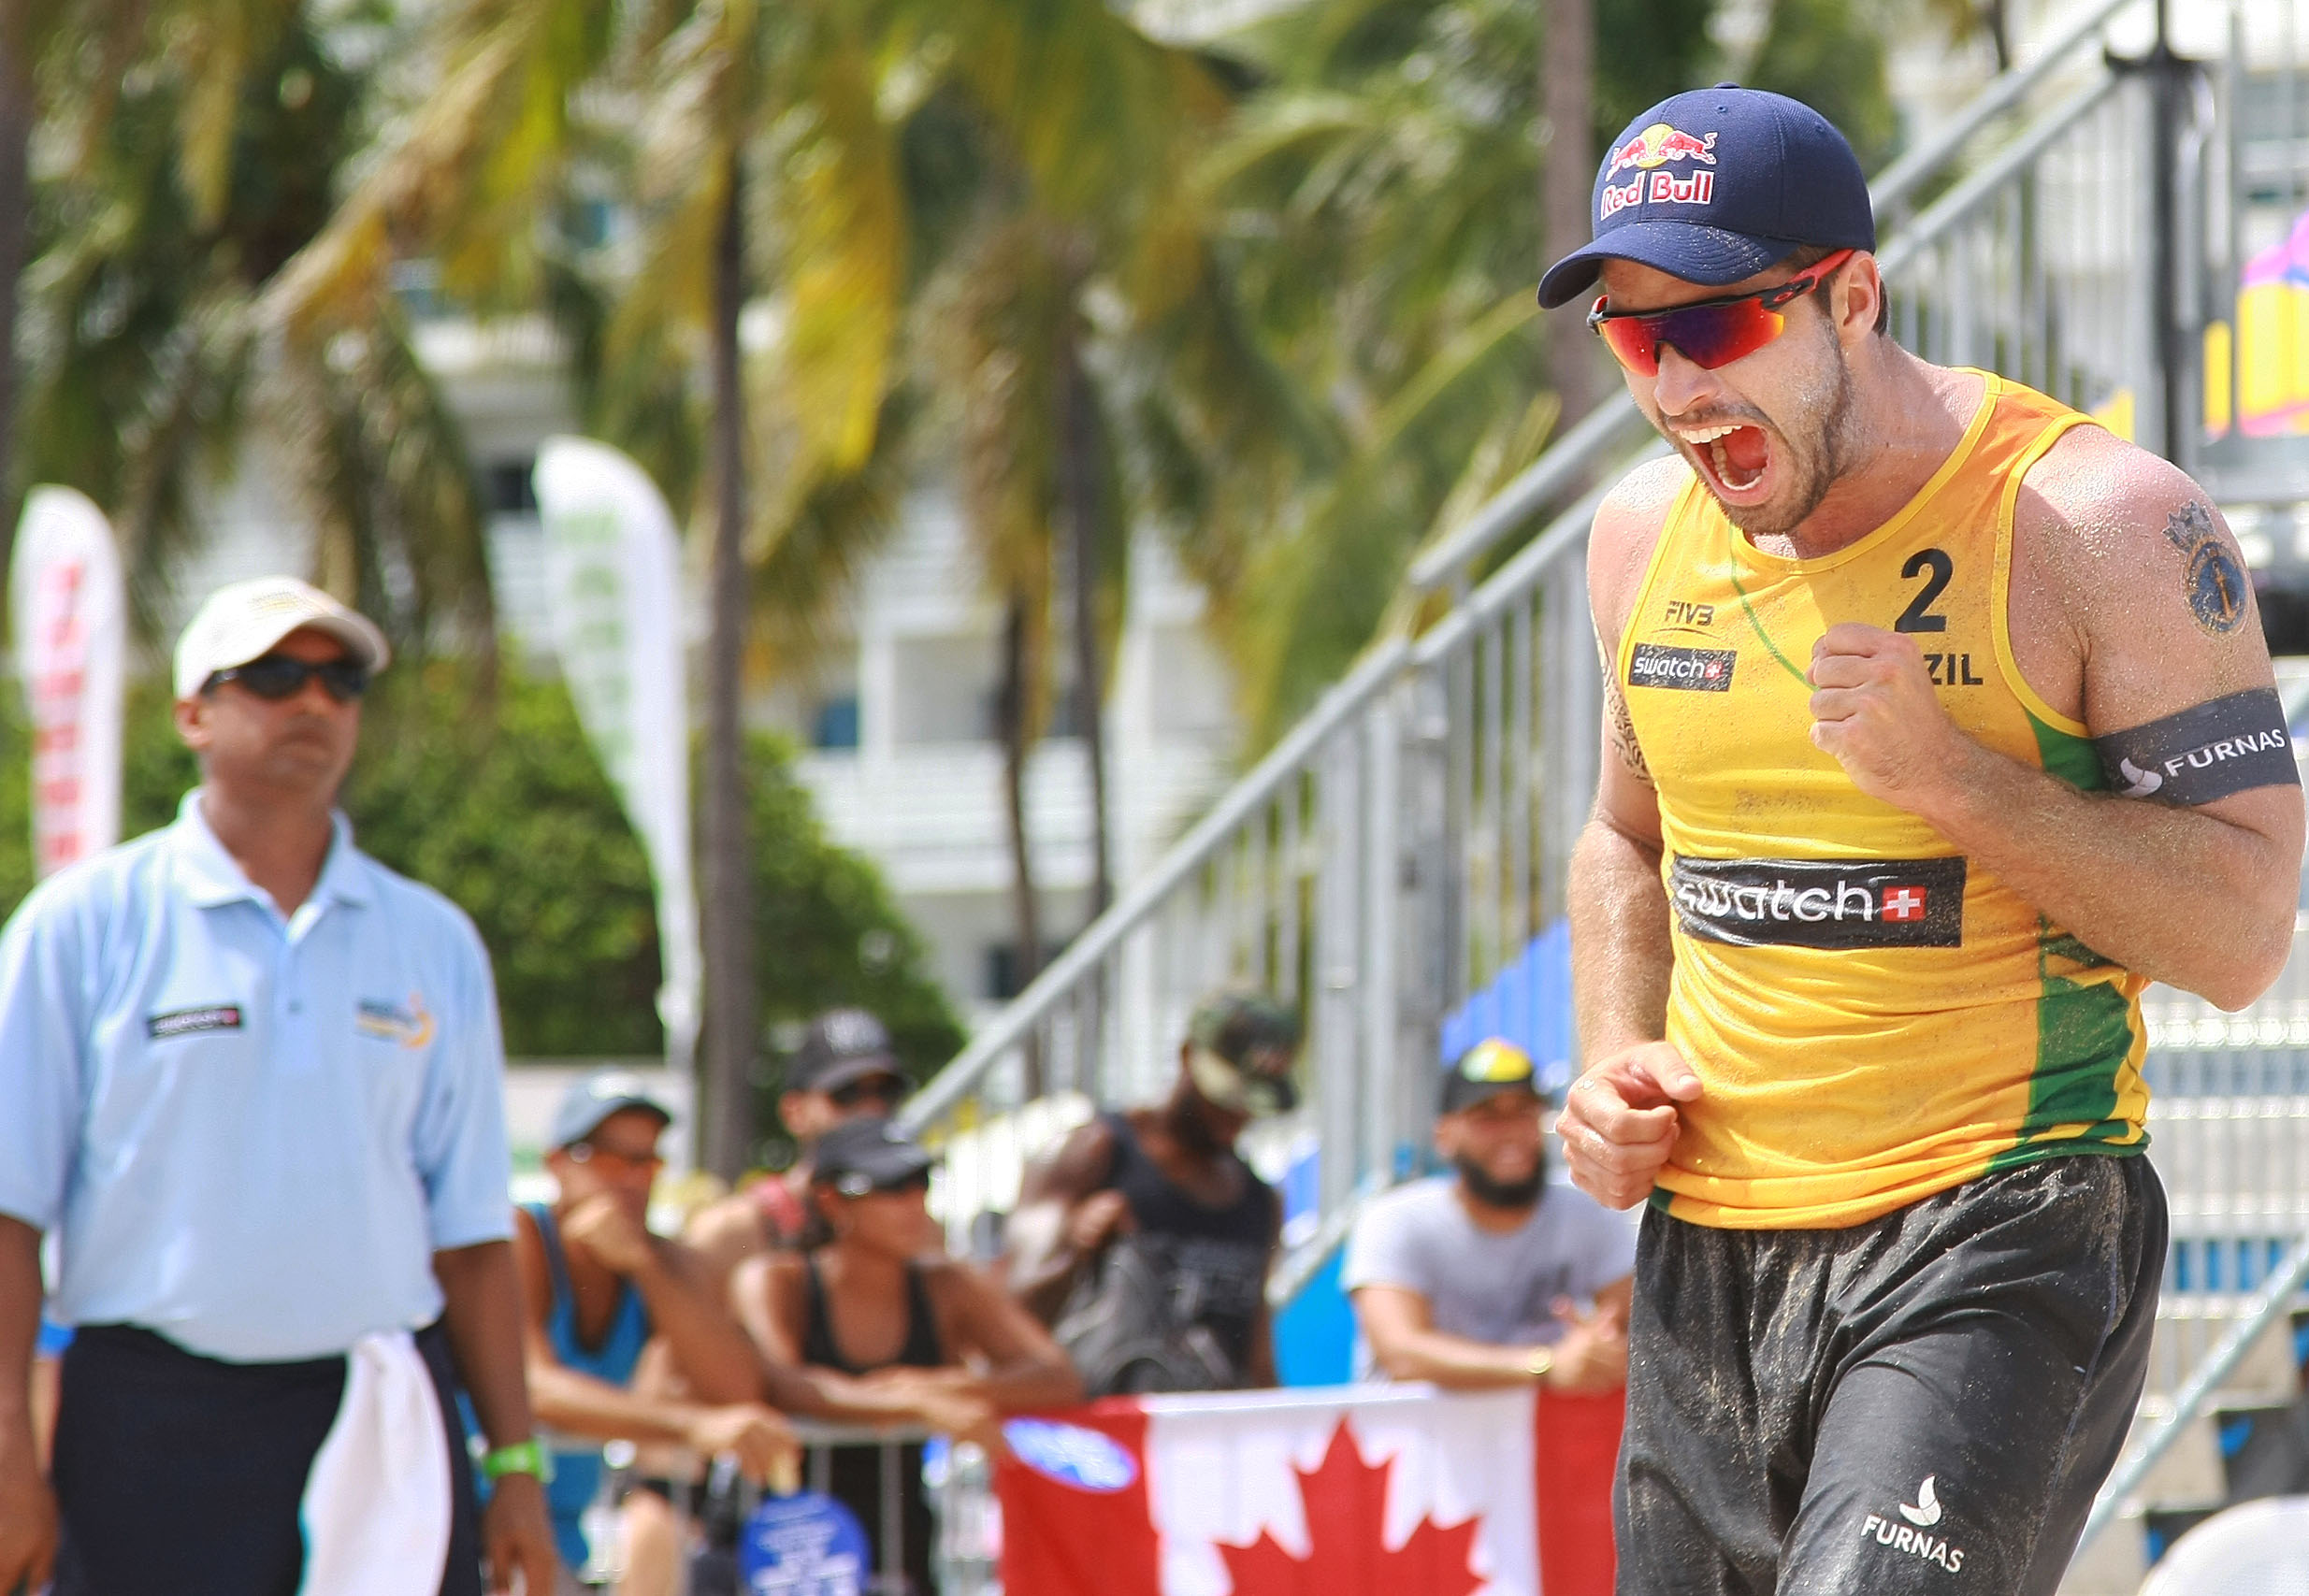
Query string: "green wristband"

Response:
xmin=481 ymin=1438 xmax=554 ymax=1484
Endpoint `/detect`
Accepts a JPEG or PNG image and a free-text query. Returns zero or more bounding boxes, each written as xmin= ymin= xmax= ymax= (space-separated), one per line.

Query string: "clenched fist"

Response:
xmin=560 ymin=1192 xmax=658 ymax=1278
xmin=1807 ymin=624 xmax=1970 ymax=812
xmin=1553 ymin=1042 xmax=1704 ymax=1209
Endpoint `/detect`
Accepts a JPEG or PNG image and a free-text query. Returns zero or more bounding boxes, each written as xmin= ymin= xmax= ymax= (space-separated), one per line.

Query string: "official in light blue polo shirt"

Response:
xmin=0 ymin=792 xmax=512 ymax=1359
xmin=0 ymin=576 xmax=557 ymax=1596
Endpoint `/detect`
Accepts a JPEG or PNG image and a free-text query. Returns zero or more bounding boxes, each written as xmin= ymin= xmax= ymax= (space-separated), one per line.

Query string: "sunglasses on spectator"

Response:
xmin=1588 ymin=249 xmax=1856 ymax=377
xmin=568 ymin=1141 xmax=663 ymax=1172
xmin=829 ymin=1074 xmax=906 ymax=1109
xmin=203 ymin=654 xmax=370 ymax=704
xmin=831 ymin=1170 xmax=931 ymax=1199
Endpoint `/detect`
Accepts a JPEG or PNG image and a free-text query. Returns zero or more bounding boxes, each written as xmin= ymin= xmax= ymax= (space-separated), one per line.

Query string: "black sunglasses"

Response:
xmin=829 ymin=1074 xmax=907 ymax=1109
xmin=832 ymin=1169 xmax=932 ymax=1199
xmin=205 ymin=654 xmax=369 ymax=704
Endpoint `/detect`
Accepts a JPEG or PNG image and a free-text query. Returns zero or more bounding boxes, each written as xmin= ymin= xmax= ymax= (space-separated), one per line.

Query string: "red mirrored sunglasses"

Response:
xmin=1587 ymin=249 xmax=1857 ymax=377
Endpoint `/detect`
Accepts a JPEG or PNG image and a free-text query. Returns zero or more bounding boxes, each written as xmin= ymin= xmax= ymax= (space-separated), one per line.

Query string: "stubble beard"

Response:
xmin=1718 ymin=337 xmax=1863 ymax=542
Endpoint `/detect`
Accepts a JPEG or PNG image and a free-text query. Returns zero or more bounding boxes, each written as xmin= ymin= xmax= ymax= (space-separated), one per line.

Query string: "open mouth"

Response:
xmin=1679 ymin=422 xmax=1772 ymax=501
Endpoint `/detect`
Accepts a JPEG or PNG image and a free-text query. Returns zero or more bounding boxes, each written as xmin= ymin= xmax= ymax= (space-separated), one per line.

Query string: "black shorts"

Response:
xmin=51 ymin=1320 xmax=483 ymax=1596
xmin=1617 ymin=1154 xmax=2165 ymax=1596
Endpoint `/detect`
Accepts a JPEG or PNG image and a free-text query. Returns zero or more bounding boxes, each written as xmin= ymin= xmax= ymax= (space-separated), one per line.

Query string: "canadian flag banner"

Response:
xmin=997 ymin=1385 xmax=1622 ymax=1595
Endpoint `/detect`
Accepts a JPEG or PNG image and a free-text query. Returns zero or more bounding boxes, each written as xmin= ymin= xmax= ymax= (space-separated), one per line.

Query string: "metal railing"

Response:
xmin=555 ymin=1420 xmax=997 ymax=1596
xmin=904 ymin=0 xmax=2189 ymax=1278
xmin=888 ymin=0 xmax=2309 ymax=1583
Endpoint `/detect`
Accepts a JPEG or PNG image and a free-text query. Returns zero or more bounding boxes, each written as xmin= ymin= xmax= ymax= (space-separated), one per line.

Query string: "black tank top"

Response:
xmin=1102 ymin=1112 xmax=1273 ymax=1244
xmin=799 ymin=1254 xmax=945 ymax=1374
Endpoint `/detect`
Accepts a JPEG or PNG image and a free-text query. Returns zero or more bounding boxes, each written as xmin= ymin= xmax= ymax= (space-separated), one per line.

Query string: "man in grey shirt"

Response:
xmin=1343 ymin=1040 xmax=1634 ymax=1389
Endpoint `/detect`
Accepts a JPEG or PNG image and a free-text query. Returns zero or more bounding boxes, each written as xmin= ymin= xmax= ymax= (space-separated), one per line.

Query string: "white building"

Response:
xmin=175 ymin=315 xmax=1243 ymax=1030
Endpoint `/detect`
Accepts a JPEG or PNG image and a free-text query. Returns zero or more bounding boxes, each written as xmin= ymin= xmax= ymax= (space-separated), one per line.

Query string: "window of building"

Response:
xmin=812 ymin=694 xmax=861 ymax=750
xmin=484 ymin=459 xmax=540 ymax=516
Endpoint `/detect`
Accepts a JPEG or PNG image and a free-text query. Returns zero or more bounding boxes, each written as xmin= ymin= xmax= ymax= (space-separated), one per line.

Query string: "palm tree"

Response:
xmin=909 ymin=5 xmax=1319 ymax=1028
xmin=267 ymin=0 xmax=926 ymax=1175
xmin=7 ymin=1 xmax=493 ymax=655
xmin=1186 ymin=0 xmax=1723 ymax=740
xmin=0 ymin=1 xmax=39 ymax=569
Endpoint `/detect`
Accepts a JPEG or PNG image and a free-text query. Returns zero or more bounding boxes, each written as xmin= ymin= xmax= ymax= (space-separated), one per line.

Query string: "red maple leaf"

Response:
xmin=1215 ymin=1418 xmax=1487 ymax=1596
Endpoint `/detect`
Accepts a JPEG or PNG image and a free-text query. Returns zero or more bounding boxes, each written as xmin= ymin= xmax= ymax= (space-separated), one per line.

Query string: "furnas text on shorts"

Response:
xmin=1859 ymin=1513 xmax=1966 ymax=1573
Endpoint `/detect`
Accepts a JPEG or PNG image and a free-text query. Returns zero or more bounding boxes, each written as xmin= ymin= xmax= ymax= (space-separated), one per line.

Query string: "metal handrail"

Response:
xmin=2076 ymin=1229 xmax=2309 ymax=1552
xmin=906 ymin=0 xmax=2151 ymax=1144
xmin=1876 ymin=70 xmax=2127 ymax=279
xmin=1405 ymin=397 xmax=1650 ymax=594
xmin=1865 ymin=0 xmax=2142 ymax=222
xmin=899 ymin=632 xmax=1411 ymax=1134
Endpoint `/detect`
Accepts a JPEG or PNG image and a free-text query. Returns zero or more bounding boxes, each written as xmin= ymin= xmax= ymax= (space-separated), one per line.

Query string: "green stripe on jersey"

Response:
xmin=1991 ymin=709 xmax=2138 ymax=1167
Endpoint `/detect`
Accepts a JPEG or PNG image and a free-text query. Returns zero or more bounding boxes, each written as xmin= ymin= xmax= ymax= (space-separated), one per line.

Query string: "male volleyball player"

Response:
xmin=1549 ymin=86 xmax=2303 ymax=1592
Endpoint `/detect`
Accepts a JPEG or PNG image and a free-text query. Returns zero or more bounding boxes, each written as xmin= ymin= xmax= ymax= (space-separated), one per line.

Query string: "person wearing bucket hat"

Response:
xmin=1343 ymin=1040 xmax=1633 ymax=1392
xmin=1003 ymin=991 xmax=1299 ymax=1395
xmin=1550 ymin=82 xmax=2299 ymax=1596
xmin=0 ymin=577 xmax=558 ymax=1594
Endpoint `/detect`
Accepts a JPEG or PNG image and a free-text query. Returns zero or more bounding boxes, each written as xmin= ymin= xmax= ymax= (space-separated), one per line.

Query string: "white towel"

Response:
xmin=298 ymin=1330 xmax=453 ymax=1596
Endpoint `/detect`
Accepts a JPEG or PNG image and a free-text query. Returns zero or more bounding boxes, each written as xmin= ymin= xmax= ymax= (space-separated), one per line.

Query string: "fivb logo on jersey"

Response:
xmin=1668 ymin=855 xmax=1968 ymax=949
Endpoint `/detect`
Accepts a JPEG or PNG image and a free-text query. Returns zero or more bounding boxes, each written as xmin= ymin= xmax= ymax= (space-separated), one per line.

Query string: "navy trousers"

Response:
xmin=51 ymin=1319 xmax=483 ymax=1596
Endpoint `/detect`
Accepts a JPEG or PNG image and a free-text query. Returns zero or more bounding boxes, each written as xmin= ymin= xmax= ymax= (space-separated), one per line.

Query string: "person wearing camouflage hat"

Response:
xmin=1003 ymin=991 xmax=1302 ymax=1396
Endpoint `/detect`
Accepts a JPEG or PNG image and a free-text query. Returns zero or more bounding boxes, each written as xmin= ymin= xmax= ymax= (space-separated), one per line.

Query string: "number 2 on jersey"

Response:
xmin=1896 ymin=548 xmax=1954 ymax=633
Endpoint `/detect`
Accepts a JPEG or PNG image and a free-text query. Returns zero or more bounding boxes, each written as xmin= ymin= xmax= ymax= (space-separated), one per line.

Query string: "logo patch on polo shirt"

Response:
xmin=356 ymin=993 xmax=435 ymax=1048
xmin=147 ymin=1004 xmax=243 ymax=1040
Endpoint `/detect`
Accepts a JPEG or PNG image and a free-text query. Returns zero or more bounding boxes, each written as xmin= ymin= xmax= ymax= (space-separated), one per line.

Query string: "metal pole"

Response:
xmin=2151 ymin=0 xmax=2187 ymax=459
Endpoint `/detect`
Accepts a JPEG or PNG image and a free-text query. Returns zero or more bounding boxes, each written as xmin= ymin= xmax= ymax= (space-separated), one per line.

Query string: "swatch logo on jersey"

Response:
xmin=1669 ymin=856 xmax=1968 ymax=948
xmin=1629 ymin=642 xmax=1738 ymax=693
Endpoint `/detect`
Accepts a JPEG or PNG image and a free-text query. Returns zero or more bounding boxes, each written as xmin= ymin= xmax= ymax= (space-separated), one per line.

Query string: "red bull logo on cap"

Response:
xmin=1606 ymin=122 xmax=1719 ymax=178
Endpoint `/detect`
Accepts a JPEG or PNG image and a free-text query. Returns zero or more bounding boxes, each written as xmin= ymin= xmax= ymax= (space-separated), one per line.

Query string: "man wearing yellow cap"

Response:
xmin=1344 ymin=1040 xmax=1633 ymax=1390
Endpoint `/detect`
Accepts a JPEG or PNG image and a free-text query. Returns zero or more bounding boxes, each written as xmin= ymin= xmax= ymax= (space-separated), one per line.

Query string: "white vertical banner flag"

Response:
xmin=532 ymin=438 xmax=703 ymax=1075
xmin=9 ymin=486 xmax=125 ymax=878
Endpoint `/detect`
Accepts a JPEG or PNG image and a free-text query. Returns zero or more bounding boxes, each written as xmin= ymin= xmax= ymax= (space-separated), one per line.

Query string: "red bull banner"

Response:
xmin=7 ymin=487 xmax=124 ymax=878
xmin=996 ymin=1385 xmax=1623 ymax=1594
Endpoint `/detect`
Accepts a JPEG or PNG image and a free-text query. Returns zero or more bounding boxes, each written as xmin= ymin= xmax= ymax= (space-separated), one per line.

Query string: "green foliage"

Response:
xmin=1204 ymin=0 xmax=1719 ymax=739
xmin=0 ymin=667 xmax=963 ymax=1092
xmin=0 ymin=695 xmax=26 ymax=899
xmin=14 ymin=3 xmax=494 ymax=656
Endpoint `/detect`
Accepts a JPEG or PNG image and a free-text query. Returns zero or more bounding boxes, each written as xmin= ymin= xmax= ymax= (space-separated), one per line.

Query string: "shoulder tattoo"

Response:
xmin=2163 ymin=501 xmax=2251 ymax=637
xmin=2095 ymin=686 xmax=2300 ymax=804
xmin=1604 ymin=672 xmax=1653 ymax=786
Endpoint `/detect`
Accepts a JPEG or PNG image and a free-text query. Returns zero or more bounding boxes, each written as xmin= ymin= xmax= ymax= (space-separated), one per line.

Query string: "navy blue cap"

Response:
xmin=1537 ymin=86 xmax=1875 ymax=309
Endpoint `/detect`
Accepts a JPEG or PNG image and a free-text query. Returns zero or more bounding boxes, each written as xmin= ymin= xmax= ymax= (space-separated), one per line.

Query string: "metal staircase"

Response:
xmin=900 ymin=0 xmax=2309 ymax=1583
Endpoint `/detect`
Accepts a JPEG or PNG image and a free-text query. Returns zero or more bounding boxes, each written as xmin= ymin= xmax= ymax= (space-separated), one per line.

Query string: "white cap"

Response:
xmin=173 ymin=577 xmax=392 ymax=700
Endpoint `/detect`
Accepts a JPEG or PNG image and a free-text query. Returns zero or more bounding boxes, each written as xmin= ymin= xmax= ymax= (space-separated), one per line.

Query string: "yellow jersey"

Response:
xmin=1616 ymin=373 xmax=2149 ymax=1229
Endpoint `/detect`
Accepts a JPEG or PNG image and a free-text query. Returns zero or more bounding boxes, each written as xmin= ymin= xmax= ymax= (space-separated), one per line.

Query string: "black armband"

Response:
xmin=2093 ymin=687 xmax=2302 ymax=805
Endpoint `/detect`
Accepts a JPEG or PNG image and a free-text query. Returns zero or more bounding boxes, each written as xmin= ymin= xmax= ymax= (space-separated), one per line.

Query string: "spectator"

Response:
xmin=501 ymin=1072 xmax=796 ymax=1594
xmin=734 ymin=1118 xmax=1080 ymax=1595
xmin=1005 ymin=991 xmax=1297 ymax=1395
xmin=0 ymin=577 xmax=556 ymax=1595
xmin=685 ymin=1009 xmax=912 ymax=1286
xmin=1344 ymin=1040 xmax=1633 ymax=1390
